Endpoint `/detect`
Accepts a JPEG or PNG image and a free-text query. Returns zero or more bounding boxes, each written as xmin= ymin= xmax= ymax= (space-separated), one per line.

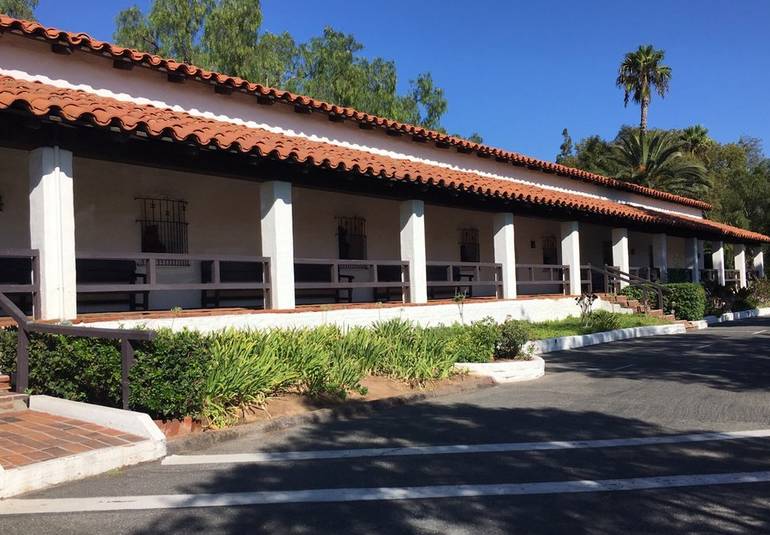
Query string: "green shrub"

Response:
xmin=663 ymin=283 xmax=706 ymax=320
xmin=749 ymin=279 xmax=770 ymax=307
xmin=201 ymin=330 xmax=298 ymax=428
xmin=583 ymin=310 xmax=621 ymax=333
xmin=619 ymin=285 xmax=659 ymax=308
xmin=496 ymin=319 xmax=530 ymax=359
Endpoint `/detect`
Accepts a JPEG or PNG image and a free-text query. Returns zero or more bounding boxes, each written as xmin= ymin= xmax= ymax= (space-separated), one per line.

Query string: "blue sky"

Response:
xmin=33 ymin=0 xmax=770 ymax=161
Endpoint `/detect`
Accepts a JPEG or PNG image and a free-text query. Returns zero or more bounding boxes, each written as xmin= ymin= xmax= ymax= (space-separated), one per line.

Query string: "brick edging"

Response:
xmin=167 ymin=377 xmax=495 ymax=455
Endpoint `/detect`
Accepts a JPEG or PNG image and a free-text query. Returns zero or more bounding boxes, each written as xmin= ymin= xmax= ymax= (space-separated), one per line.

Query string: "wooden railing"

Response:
xmin=0 ymin=292 xmax=154 ymax=409
xmin=700 ymin=269 xmax=718 ymax=282
xmin=516 ymin=264 xmax=569 ymax=294
xmin=294 ymin=258 xmax=410 ymax=302
xmin=426 ymin=261 xmax=503 ymax=298
xmin=0 ymin=249 xmax=40 ymax=319
xmin=592 ymin=265 xmax=666 ymax=310
xmin=630 ymin=266 xmax=662 ymax=282
xmin=76 ymin=252 xmax=271 ymax=308
xmin=725 ymin=269 xmax=741 ymax=283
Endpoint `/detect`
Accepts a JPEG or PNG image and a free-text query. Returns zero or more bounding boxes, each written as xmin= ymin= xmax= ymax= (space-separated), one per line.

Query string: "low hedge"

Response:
xmin=663 ymin=283 xmax=706 ymax=321
xmin=0 ymin=317 xmax=533 ymax=426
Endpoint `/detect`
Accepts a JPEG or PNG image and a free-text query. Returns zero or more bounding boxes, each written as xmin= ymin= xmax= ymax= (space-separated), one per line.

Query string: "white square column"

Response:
xmin=712 ymin=241 xmax=726 ymax=286
xmin=734 ymin=244 xmax=747 ymax=288
xmin=685 ymin=237 xmax=700 ymax=283
xmin=753 ymin=249 xmax=765 ymax=279
xmin=611 ymin=228 xmax=630 ymax=288
xmin=493 ymin=213 xmax=517 ymax=299
xmin=260 ymin=181 xmax=295 ymax=310
xmin=29 ymin=147 xmax=77 ymax=321
xmin=560 ymin=221 xmax=582 ymax=295
xmin=400 ymin=199 xmax=427 ymax=303
xmin=652 ymin=233 xmax=668 ymax=283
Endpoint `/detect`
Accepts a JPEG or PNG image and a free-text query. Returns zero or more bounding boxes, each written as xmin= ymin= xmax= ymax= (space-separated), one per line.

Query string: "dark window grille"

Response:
xmin=459 ymin=228 xmax=480 ymax=263
xmin=337 ymin=216 xmax=367 ymax=260
xmin=542 ymin=235 xmax=558 ymax=265
xmin=136 ymin=197 xmax=188 ymax=266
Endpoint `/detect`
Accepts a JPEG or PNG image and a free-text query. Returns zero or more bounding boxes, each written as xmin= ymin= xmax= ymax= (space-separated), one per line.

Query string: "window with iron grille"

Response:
xmin=459 ymin=228 xmax=480 ymax=262
xmin=337 ymin=216 xmax=367 ymax=260
xmin=136 ymin=197 xmax=188 ymax=266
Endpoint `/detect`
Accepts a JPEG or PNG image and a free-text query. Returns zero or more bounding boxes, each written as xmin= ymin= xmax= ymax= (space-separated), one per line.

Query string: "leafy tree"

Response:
xmin=616 ymin=45 xmax=672 ymax=137
xmin=609 ymin=130 xmax=709 ymax=198
xmin=0 ymin=0 xmax=37 ymax=19
xmin=560 ymin=135 xmax=617 ymax=175
xmin=114 ymin=2 xmax=451 ymax=131
xmin=556 ymin=128 xmax=574 ymax=163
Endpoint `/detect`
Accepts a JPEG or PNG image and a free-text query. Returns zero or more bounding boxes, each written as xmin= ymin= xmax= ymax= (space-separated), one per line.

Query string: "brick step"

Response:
xmin=0 ymin=392 xmax=29 ymax=414
xmin=0 ymin=374 xmax=10 ymax=392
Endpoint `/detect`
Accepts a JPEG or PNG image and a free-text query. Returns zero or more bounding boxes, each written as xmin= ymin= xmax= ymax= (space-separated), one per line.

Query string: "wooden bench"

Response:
xmin=0 ymin=257 xmax=34 ymax=315
xmin=76 ymin=259 xmax=148 ymax=311
xmin=200 ymin=261 xmax=267 ymax=308
xmin=295 ymin=263 xmax=353 ymax=304
xmin=427 ymin=265 xmax=474 ymax=299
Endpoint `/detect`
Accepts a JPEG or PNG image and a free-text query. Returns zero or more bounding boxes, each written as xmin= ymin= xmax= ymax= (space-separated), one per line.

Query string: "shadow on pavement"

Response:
xmin=124 ymin=403 xmax=770 ymax=534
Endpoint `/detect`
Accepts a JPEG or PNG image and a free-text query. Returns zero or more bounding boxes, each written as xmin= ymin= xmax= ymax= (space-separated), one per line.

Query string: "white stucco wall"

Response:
xmin=78 ymin=296 xmax=622 ymax=332
xmin=0 ymin=33 xmax=705 ymax=220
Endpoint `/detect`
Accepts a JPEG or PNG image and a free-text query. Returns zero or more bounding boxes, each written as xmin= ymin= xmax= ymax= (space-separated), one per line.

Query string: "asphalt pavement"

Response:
xmin=3 ymin=317 xmax=770 ymax=534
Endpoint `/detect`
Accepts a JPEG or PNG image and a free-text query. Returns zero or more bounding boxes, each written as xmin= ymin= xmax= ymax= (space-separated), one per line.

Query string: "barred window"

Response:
xmin=459 ymin=228 xmax=480 ymax=263
xmin=137 ymin=197 xmax=188 ymax=266
xmin=337 ymin=216 xmax=367 ymax=260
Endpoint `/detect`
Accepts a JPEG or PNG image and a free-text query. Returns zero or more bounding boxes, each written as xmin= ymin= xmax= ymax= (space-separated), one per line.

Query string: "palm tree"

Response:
xmin=680 ymin=125 xmax=713 ymax=163
xmin=616 ymin=45 xmax=672 ymax=137
xmin=609 ymin=130 xmax=710 ymax=198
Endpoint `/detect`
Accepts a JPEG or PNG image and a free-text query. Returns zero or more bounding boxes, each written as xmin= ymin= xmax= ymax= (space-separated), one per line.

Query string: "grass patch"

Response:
xmin=526 ymin=313 xmax=670 ymax=340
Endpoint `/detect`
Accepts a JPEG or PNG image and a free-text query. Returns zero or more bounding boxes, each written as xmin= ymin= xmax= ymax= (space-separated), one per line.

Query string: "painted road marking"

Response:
xmin=162 ymin=429 xmax=770 ymax=466
xmin=3 ymin=470 xmax=770 ymax=515
xmin=611 ymin=364 xmax=634 ymax=371
xmin=753 ymin=330 xmax=766 ymax=335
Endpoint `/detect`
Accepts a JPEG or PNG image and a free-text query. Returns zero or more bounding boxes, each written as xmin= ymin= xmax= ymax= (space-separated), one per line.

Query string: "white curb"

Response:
xmin=525 ymin=323 xmax=687 ymax=354
xmin=688 ymin=307 xmax=770 ymax=330
xmin=455 ymin=356 xmax=545 ymax=384
xmin=0 ymin=397 xmax=167 ymax=498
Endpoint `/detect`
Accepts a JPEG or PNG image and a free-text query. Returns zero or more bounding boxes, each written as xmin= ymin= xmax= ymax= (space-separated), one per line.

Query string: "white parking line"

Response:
xmin=753 ymin=330 xmax=766 ymax=335
xmin=162 ymin=428 xmax=770 ymax=466
xmin=3 ymin=470 xmax=770 ymax=515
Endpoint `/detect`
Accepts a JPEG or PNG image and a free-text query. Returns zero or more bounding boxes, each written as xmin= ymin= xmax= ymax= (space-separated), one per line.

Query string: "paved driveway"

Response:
xmin=4 ymin=318 xmax=770 ymax=534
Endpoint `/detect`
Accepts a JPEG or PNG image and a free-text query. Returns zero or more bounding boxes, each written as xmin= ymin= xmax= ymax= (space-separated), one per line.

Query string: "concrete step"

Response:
xmin=0 ymin=392 xmax=29 ymax=414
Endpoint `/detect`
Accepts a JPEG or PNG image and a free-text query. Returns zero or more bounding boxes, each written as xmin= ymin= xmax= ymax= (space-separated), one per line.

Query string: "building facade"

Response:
xmin=0 ymin=15 xmax=767 ymax=326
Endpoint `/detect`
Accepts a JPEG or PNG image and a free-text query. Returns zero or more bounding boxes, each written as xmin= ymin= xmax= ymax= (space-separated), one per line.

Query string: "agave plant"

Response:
xmin=609 ymin=130 xmax=710 ymax=198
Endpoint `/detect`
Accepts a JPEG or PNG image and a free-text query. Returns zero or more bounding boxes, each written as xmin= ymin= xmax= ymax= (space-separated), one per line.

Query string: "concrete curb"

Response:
xmin=167 ymin=377 xmax=495 ymax=454
xmin=689 ymin=307 xmax=770 ymax=330
xmin=29 ymin=395 xmax=166 ymax=443
xmin=0 ymin=440 xmax=164 ymax=499
xmin=454 ymin=356 xmax=545 ymax=384
xmin=0 ymin=396 xmax=169 ymax=498
xmin=525 ymin=323 xmax=687 ymax=354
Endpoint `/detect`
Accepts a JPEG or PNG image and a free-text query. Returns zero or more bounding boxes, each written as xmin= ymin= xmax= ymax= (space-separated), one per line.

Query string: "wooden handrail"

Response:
xmin=0 ymin=291 xmax=154 ymax=409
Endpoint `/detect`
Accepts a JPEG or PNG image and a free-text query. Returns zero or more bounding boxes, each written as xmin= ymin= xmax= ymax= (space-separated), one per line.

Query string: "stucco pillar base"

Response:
xmin=400 ymin=200 xmax=427 ymax=304
xmin=611 ymin=228 xmax=630 ymax=289
xmin=560 ymin=221 xmax=581 ymax=295
xmin=260 ymin=181 xmax=295 ymax=310
xmin=734 ymin=244 xmax=747 ymax=288
xmin=29 ymin=146 xmax=76 ymax=321
xmin=712 ymin=241 xmax=726 ymax=286
xmin=493 ymin=213 xmax=517 ymax=299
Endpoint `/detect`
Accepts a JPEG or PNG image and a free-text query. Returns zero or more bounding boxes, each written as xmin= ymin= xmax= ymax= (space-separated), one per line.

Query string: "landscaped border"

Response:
xmin=688 ymin=307 xmax=770 ymax=330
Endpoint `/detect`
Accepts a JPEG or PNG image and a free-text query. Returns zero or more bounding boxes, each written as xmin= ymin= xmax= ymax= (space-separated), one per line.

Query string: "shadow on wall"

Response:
xmin=541 ymin=317 xmax=770 ymax=392
xmin=129 ymin=403 xmax=770 ymax=534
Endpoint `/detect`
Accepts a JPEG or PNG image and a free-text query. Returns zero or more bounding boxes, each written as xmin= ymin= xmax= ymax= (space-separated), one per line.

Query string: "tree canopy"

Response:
xmin=616 ymin=45 xmax=671 ymax=136
xmin=110 ymin=0 xmax=469 ymax=136
xmin=0 ymin=0 xmax=37 ymax=19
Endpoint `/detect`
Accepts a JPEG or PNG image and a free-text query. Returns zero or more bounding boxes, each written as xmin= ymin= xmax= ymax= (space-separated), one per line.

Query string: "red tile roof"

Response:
xmin=0 ymin=14 xmax=713 ymax=211
xmin=1 ymin=74 xmax=766 ymax=243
